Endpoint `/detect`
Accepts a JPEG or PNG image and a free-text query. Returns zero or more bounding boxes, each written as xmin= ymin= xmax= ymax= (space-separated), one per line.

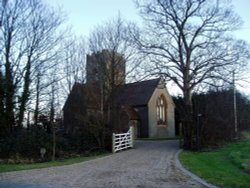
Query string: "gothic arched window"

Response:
xmin=156 ymin=95 xmax=167 ymax=125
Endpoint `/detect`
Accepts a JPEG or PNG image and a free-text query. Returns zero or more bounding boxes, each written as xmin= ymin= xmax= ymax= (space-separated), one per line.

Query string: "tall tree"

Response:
xmin=134 ymin=0 xmax=250 ymax=149
xmin=60 ymin=36 xmax=86 ymax=97
xmin=0 ymin=0 xmax=65 ymax=136
xmin=88 ymin=15 xmax=141 ymax=130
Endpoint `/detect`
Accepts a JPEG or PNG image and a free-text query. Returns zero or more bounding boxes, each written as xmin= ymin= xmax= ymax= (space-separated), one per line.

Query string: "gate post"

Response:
xmin=130 ymin=126 xmax=134 ymax=148
xmin=112 ymin=133 xmax=115 ymax=153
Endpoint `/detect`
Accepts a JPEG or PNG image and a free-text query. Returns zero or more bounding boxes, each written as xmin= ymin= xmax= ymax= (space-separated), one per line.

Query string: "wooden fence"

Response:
xmin=112 ymin=126 xmax=134 ymax=153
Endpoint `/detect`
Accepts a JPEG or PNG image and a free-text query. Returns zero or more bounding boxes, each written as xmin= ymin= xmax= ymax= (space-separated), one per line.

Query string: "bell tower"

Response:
xmin=86 ymin=50 xmax=126 ymax=86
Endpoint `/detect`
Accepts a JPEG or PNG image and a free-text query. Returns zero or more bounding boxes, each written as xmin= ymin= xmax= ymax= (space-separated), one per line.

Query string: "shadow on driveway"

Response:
xmin=0 ymin=181 xmax=65 ymax=188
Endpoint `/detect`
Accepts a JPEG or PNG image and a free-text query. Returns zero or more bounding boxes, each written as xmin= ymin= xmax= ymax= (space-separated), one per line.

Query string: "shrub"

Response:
xmin=0 ymin=127 xmax=53 ymax=160
xmin=174 ymin=89 xmax=250 ymax=148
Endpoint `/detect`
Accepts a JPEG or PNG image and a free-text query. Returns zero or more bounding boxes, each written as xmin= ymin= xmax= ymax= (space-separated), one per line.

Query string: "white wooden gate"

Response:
xmin=112 ymin=126 xmax=134 ymax=153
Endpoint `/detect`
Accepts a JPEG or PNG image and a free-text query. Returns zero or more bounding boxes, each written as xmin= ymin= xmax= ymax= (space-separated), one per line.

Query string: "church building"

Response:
xmin=63 ymin=50 xmax=175 ymax=138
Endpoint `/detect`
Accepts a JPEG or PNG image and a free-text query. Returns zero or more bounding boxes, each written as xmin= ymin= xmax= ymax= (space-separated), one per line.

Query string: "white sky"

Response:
xmin=45 ymin=0 xmax=250 ymax=96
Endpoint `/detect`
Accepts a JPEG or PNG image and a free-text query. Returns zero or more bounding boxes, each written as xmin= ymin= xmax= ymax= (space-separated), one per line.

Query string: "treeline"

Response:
xmin=0 ymin=0 xmax=87 ymax=139
xmin=0 ymin=0 xmax=61 ymax=137
xmin=0 ymin=0 xmax=137 ymax=161
xmin=174 ymin=89 xmax=250 ymax=148
xmin=0 ymin=0 xmax=88 ymax=161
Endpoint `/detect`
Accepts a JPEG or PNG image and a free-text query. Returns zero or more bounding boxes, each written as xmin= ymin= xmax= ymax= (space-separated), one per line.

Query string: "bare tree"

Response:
xmin=0 ymin=0 xmax=65 ymax=135
xmin=134 ymin=0 xmax=250 ymax=149
xmin=88 ymin=15 xmax=141 ymax=130
xmin=89 ymin=15 xmax=142 ymax=82
xmin=60 ymin=36 xmax=86 ymax=97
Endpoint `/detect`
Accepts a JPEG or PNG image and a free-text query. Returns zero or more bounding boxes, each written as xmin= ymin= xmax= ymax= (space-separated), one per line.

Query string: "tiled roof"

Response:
xmin=64 ymin=78 xmax=161 ymax=111
xmin=115 ymin=78 xmax=160 ymax=106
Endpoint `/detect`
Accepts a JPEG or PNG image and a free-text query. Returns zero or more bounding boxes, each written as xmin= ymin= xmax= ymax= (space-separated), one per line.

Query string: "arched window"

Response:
xmin=156 ymin=95 xmax=167 ymax=125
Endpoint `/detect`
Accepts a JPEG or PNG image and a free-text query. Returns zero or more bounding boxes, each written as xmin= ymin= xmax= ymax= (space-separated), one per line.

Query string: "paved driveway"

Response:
xmin=0 ymin=140 xmax=204 ymax=188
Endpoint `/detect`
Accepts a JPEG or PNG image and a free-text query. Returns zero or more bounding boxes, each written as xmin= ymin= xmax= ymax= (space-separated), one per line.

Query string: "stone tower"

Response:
xmin=86 ymin=50 xmax=126 ymax=86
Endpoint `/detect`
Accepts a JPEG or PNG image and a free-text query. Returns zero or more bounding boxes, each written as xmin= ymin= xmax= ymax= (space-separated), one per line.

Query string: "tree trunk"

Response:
xmin=52 ymin=123 xmax=56 ymax=161
xmin=34 ymin=73 xmax=41 ymax=126
xmin=109 ymin=56 xmax=115 ymax=132
xmin=5 ymin=37 xmax=15 ymax=134
xmin=17 ymin=57 xmax=31 ymax=128
xmin=0 ymin=72 xmax=6 ymax=137
xmin=182 ymin=87 xmax=194 ymax=150
xmin=49 ymin=88 xmax=55 ymax=124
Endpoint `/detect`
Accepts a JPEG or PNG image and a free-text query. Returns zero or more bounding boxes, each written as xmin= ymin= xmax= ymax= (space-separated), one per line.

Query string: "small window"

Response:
xmin=156 ymin=95 xmax=167 ymax=125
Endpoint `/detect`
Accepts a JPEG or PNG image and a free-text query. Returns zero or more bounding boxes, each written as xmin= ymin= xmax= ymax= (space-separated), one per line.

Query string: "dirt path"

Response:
xmin=0 ymin=140 xmax=204 ymax=188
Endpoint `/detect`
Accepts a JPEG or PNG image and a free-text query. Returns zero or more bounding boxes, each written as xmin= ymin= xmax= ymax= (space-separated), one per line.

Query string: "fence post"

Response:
xmin=112 ymin=133 xmax=115 ymax=153
xmin=130 ymin=126 xmax=134 ymax=148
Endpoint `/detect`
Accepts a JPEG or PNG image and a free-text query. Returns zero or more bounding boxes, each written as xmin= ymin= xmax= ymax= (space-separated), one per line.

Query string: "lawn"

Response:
xmin=180 ymin=132 xmax=250 ymax=188
xmin=0 ymin=153 xmax=110 ymax=173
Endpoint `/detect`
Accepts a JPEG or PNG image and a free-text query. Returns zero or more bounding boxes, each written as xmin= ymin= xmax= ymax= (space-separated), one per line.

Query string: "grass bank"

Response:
xmin=0 ymin=153 xmax=110 ymax=173
xmin=180 ymin=132 xmax=250 ymax=188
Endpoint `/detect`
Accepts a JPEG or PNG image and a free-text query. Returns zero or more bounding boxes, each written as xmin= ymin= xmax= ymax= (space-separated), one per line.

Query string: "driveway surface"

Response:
xmin=0 ymin=140 xmax=204 ymax=188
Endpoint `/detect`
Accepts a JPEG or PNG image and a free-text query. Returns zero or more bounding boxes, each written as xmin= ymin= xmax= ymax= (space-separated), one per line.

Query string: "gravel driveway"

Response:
xmin=0 ymin=140 xmax=204 ymax=188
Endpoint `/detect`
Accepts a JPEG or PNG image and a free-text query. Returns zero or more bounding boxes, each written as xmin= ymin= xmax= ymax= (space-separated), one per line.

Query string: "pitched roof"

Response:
xmin=115 ymin=78 xmax=161 ymax=106
xmin=63 ymin=78 xmax=162 ymax=111
xmin=63 ymin=83 xmax=101 ymax=111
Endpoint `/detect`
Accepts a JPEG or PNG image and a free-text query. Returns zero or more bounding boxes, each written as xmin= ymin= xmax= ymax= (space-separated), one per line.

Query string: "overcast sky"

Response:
xmin=45 ymin=0 xmax=250 ymax=95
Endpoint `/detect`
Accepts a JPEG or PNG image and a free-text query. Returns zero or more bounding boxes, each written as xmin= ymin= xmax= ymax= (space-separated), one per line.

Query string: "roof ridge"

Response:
xmin=125 ymin=78 xmax=161 ymax=86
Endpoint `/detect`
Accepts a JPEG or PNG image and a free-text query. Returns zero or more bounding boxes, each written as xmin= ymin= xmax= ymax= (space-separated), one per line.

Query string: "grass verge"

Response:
xmin=179 ymin=132 xmax=250 ymax=188
xmin=0 ymin=153 xmax=110 ymax=173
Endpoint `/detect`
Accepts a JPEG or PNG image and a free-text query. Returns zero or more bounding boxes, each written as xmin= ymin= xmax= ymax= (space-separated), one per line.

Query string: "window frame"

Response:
xmin=156 ymin=95 xmax=167 ymax=125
